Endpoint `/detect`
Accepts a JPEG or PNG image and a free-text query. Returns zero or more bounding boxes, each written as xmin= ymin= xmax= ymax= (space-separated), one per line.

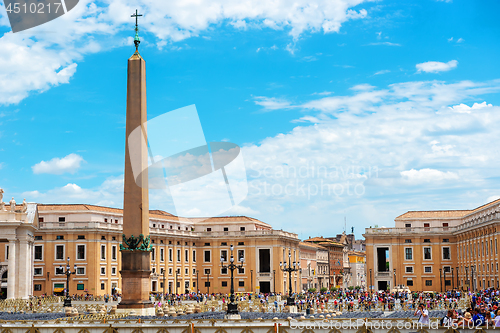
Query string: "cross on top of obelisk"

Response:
xmin=131 ymin=9 xmax=142 ymax=52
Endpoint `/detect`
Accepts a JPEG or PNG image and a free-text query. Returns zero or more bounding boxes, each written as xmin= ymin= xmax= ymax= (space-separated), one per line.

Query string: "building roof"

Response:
xmin=304 ymin=237 xmax=344 ymax=247
xmin=37 ymin=203 xmax=270 ymax=226
xmin=299 ymin=241 xmax=328 ymax=250
xmin=395 ymin=197 xmax=500 ymax=220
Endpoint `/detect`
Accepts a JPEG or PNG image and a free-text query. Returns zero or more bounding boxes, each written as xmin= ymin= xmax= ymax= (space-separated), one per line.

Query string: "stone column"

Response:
xmin=7 ymin=240 xmax=17 ymax=299
xmin=118 ymin=50 xmax=153 ymax=315
xmin=17 ymin=239 xmax=32 ymax=299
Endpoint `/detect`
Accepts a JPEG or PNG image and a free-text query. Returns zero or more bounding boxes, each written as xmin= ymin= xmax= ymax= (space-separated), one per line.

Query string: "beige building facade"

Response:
xmin=364 ymin=198 xmax=500 ymax=292
xmin=32 ymin=204 xmax=300 ymax=297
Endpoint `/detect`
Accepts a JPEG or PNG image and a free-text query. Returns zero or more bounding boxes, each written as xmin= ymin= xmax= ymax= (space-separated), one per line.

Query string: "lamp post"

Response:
xmin=162 ymin=268 xmax=166 ymax=297
xmin=369 ymin=269 xmax=372 ymax=295
xmin=196 ymin=270 xmax=199 ymax=294
xmin=250 ymin=270 xmax=253 ymax=293
xmin=465 ymin=266 xmax=469 ymax=291
xmin=175 ymin=270 xmax=179 ymax=295
xmin=60 ymin=257 xmax=76 ymax=307
xmin=273 ymin=270 xmax=276 ymax=293
xmin=471 ymin=265 xmax=475 ymax=291
xmin=456 ymin=266 xmax=459 ymax=290
xmin=46 ymin=271 xmax=50 ymax=295
xmin=220 ymin=244 xmax=244 ymax=315
xmin=280 ymin=250 xmax=300 ymax=306
xmin=439 ymin=268 xmax=442 ymax=292
xmin=206 ymin=270 xmax=210 ymax=294
xmin=443 ymin=269 xmax=447 ymax=292
xmin=451 ymin=268 xmax=454 ymax=290
xmin=393 ymin=268 xmax=396 ymax=289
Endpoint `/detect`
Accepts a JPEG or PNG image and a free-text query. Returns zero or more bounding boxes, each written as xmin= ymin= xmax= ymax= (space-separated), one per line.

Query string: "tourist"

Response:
xmin=414 ymin=303 xmax=430 ymax=326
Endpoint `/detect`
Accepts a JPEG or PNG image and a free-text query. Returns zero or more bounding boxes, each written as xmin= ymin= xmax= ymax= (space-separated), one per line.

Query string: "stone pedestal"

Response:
xmin=225 ymin=314 xmax=242 ymax=320
xmin=286 ymin=305 xmax=298 ymax=313
xmin=118 ymin=252 xmax=153 ymax=312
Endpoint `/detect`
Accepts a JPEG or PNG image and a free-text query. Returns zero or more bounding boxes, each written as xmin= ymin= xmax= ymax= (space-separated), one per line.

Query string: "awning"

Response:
xmin=54 ymin=288 xmax=64 ymax=292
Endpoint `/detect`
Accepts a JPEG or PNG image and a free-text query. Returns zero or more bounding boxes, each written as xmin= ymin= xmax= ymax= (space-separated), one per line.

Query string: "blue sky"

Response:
xmin=1 ymin=0 xmax=500 ymax=238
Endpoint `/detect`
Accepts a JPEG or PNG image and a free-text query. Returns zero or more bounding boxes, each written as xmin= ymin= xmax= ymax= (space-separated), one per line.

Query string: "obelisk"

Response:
xmin=118 ymin=10 xmax=154 ymax=315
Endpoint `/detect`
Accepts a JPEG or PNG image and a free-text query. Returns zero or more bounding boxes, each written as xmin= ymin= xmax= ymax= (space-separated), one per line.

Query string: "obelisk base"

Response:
xmin=117 ymin=251 xmax=154 ymax=315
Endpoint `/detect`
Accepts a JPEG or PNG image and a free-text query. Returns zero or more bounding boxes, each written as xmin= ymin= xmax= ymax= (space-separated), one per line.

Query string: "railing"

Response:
xmin=365 ymin=226 xmax=458 ymax=234
xmin=198 ymin=230 xmax=298 ymax=239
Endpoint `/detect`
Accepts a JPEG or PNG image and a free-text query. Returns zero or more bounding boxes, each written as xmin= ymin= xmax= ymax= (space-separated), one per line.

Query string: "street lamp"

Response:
xmin=273 ymin=270 xmax=276 ymax=293
xmin=220 ymin=244 xmax=244 ymax=315
xmin=280 ymin=250 xmax=300 ymax=306
xmin=451 ymin=268 xmax=454 ymax=290
xmin=59 ymin=257 xmax=76 ymax=307
xmin=196 ymin=270 xmax=199 ymax=294
xmin=162 ymin=268 xmax=166 ymax=297
xmin=175 ymin=270 xmax=179 ymax=295
xmin=369 ymin=269 xmax=372 ymax=295
xmin=206 ymin=270 xmax=210 ymax=294
xmin=439 ymin=268 xmax=442 ymax=292
xmin=393 ymin=268 xmax=396 ymax=289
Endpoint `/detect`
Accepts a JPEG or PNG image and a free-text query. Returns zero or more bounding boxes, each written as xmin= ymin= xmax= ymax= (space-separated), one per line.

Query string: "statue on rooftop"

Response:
xmin=0 ymin=188 xmax=3 ymax=202
xmin=9 ymin=197 xmax=15 ymax=212
xmin=22 ymin=199 xmax=27 ymax=213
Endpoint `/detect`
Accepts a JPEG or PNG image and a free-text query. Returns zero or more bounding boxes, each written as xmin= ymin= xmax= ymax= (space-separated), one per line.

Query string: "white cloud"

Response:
xmin=400 ymin=168 xmax=459 ymax=184
xmin=0 ymin=0 xmax=371 ymax=105
xmin=254 ymin=96 xmax=293 ymax=110
xmin=448 ymin=101 xmax=492 ymax=114
xmin=244 ymin=79 xmax=500 ymax=234
xmin=368 ymin=42 xmax=401 ymax=46
xmin=32 ymin=153 xmax=84 ymax=175
xmin=416 ymin=60 xmax=458 ymax=73
xmin=374 ymin=70 xmax=390 ymax=75
xmin=0 ymin=162 xmax=4 ymax=170
xmin=457 ymin=38 xmax=464 ymax=43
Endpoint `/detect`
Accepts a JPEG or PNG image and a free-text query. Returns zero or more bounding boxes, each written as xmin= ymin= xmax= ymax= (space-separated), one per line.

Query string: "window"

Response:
xmin=238 ymin=267 xmax=245 ymax=274
xmin=56 ymin=235 xmax=64 ymax=240
xmin=160 ymin=248 xmax=164 ymax=262
xmin=240 ymin=227 xmax=245 ymax=231
xmin=204 ymin=243 xmax=210 ymax=246
xmin=405 ymin=266 xmax=413 ymax=273
xmin=205 ymin=281 xmax=210 ymax=287
xmin=238 ymin=281 xmax=244 ymax=287
xmin=221 ymin=242 xmax=227 ymax=246
xmin=185 ymin=249 xmax=188 ymax=262
xmin=176 ymin=249 xmax=180 ymax=262
xmin=77 ymin=245 xmax=85 ymax=260
xmin=221 ymin=250 xmax=228 ymax=262
xmin=404 ymin=239 xmax=412 ymax=243
xmin=77 ymin=284 xmax=85 ymax=290
xmin=112 ymin=267 xmax=117 ymax=275
xmin=423 ymin=239 xmax=430 ymax=243
xmin=204 ymin=269 xmax=210 ymax=275
xmin=38 ymin=217 xmax=44 ymax=223
xmin=443 ymin=239 xmax=449 ymax=242
xmin=169 ymin=268 xmax=173 ymax=275
xmin=237 ymin=250 xmax=245 ymax=261
xmin=34 ymin=267 xmax=43 ymax=276
xmin=58 ymin=217 xmax=66 ymax=222
xmin=442 ymin=223 xmax=449 ymax=229
xmin=35 ymin=235 xmax=43 ymax=240
xmin=101 ymin=245 xmax=106 ymax=260
xmin=112 ymin=246 xmax=117 ymax=260
xmin=112 ymin=236 xmax=116 ymax=241
xmin=223 ymin=228 xmax=228 ymax=231
xmin=405 ymin=248 xmax=413 ymax=260
xmin=405 ymin=223 xmax=411 ymax=228
xmin=5 ymin=245 xmax=8 ymax=260
xmin=407 ymin=280 xmax=413 ymax=286
xmin=101 ymin=283 xmax=105 ymax=290
xmin=101 ymin=236 xmax=106 ymax=240
xmin=424 ymin=247 xmax=431 ymax=260
xmin=55 ymin=267 xmax=64 ymax=275
xmin=76 ymin=267 xmax=85 ymax=275
xmin=100 ymin=267 xmax=106 ymax=275
xmin=238 ymin=242 xmax=244 ymax=246
xmin=204 ymin=250 xmax=211 ymax=262
xmin=445 ymin=280 xmax=451 ymax=286
xmin=34 ymin=245 xmax=43 ymax=260
xmin=55 ymin=245 xmax=64 ymax=260
xmin=34 ymin=284 xmax=42 ymax=291
xmin=443 ymin=247 xmax=451 ymax=260
xmin=193 ymin=250 xmax=196 ymax=262
xmin=151 ymin=248 xmax=156 ymax=261
xmin=207 ymin=228 xmax=212 ymax=232
xmin=443 ymin=266 xmax=451 ymax=273
xmin=169 ymin=249 xmax=172 ymax=262
xmin=222 ymin=281 xmax=228 ymax=287
xmin=424 ymin=223 xmax=430 ymax=228
xmin=77 ymin=235 xmax=85 ymax=239
xmin=193 ymin=268 xmax=196 ymax=275
xmin=424 ymin=266 xmax=432 ymax=273
xmin=221 ymin=267 xmax=228 ymax=274
xmin=185 ymin=268 xmax=188 ymax=275
xmin=425 ymin=280 xmax=432 ymax=286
